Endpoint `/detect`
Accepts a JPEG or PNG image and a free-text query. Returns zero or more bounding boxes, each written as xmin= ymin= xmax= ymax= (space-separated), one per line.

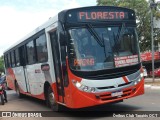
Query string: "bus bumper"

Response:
xmin=66 ymin=79 xmax=144 ymax=109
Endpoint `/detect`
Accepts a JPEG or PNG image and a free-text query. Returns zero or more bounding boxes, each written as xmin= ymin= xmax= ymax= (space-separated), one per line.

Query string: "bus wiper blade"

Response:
xmin=86 ymin=24 xmax=104 ymax=47
xmin=113 ymin=32 xmax=119 ymax=54
xmin=117 ymin=23 xmax=125 ymax=42
xmin=113 ymin=23 xmax=126 ymax=55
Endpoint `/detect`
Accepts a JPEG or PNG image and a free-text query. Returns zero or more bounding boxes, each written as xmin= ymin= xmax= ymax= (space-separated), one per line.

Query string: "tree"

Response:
xmin=0 ymin=55 xmax=4 ymax=73
xmin=96 ymin=0 xmax=160 ymax=52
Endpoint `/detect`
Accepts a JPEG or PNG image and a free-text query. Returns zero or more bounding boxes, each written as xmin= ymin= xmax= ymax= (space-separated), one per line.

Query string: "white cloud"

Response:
xmin=0 ymin=6 xmax=56 ymax=55
xmin=0 ymin=0 xmax=96 ymax=56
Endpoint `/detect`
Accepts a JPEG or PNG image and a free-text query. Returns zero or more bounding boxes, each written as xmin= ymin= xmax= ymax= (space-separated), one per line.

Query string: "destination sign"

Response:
xmin=66 ymin=7 xmax=135 ymax=23
xmin=78 ymin=11 xmax=128 ymax=21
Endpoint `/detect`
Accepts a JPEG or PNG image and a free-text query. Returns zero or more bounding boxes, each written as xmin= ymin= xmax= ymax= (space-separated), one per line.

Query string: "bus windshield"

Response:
xmin=68 ymin=25 xmax=140 ymax=71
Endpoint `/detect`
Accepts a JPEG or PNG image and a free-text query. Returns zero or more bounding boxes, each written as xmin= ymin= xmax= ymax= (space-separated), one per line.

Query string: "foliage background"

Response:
xmin=96 ymin=0 xmax=160 ymax=52
xmin=0 ymin=56 xmax=4 ymax=73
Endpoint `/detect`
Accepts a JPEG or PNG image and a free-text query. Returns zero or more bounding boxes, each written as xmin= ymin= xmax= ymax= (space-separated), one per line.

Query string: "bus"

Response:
xmin=3 ymin=6 xmax=144 ymax=111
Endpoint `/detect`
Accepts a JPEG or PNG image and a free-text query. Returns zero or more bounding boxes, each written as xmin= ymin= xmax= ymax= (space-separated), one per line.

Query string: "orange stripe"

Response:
xmin=122 ymin=76 xmax=129 ymax=83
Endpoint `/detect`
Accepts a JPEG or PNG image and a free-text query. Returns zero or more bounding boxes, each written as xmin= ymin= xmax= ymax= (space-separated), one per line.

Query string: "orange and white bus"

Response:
xmin=3 ymin=6 xmax=144 ymax=111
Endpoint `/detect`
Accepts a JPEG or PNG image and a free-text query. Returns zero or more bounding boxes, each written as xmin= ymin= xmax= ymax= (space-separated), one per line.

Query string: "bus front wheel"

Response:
xmin=47 ymin=86 xmax=61 ymax=111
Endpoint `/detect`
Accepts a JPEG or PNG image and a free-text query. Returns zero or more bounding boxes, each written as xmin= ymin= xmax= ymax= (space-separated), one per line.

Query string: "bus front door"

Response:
xmin=50 ymin=30 xmax=65 ymax=103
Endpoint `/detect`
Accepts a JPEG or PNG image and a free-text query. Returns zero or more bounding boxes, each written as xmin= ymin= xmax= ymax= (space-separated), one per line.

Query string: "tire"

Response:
xmin=15 ymin=82 xmax=23 ymax=98
xmin=0 ymin=94 xmax=4 ymax=105
xmin=47 ymin=86 xmax=62 ymax=111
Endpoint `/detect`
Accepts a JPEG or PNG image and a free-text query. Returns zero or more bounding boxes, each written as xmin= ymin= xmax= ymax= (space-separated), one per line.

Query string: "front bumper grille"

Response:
xmin=96 ymin=88 xmax=136 ymax=101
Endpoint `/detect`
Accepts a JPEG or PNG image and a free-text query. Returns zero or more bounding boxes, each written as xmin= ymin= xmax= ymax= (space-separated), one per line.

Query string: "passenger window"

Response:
xmin=4 ymin=55 xmax=8 ymax=68
xmin=15 ymin=49 xmax=20 ymax=66
xmin=36 ymin=34 xmax=48 ymax=62
xmin=8 ymin=53 xmax=11 ymax=67
xmin=26 ymin=41 xmax=35 ymax=64
xmin=11 ymin=51 xmax=15 ymax=67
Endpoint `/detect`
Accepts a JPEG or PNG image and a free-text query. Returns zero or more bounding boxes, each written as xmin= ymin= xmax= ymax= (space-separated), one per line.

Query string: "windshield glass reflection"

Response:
xmin=68 ymin=25 xmax=140 ymax=71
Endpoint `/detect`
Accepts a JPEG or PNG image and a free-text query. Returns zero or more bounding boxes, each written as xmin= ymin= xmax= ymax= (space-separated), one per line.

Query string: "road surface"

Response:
xmin=0 ymin=87 xmax=160 ymax=120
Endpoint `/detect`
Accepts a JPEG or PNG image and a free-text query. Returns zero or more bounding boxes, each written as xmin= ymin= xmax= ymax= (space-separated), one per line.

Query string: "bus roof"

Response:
xmin=4 ymin=6 xmax=135 ymax=54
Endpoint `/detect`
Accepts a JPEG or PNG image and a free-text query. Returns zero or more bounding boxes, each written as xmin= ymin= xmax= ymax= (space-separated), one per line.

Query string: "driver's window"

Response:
xmin=69 ymin=29 xmax=81 ymax=59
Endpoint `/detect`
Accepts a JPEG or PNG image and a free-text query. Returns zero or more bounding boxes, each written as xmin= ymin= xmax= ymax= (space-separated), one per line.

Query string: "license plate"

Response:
xmin=111 ymin=91 xmax=123 ymax=97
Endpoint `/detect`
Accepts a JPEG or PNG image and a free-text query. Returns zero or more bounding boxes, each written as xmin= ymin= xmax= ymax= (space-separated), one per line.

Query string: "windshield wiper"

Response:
xmin=86 ymin=24 xmax=104 ymax=47
xmin=113 ymin=23 xmax=126 ymax=55
xmin=113 ymin=32 xmax=119 ymax=54
xmin=117 ymin=23 xmax=126 ymax=42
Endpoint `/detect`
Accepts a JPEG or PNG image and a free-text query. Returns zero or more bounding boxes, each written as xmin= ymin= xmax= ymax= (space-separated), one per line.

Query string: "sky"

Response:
xmin=0 ymin=0 xmax=97 ymax=56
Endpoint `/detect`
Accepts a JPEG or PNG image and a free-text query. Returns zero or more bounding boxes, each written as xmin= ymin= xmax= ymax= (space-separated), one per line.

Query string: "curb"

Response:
xmin=144 ymin=85 xmax=151 ymax=88
xmin=151 ymin=86 xmax=160 ymax=90
xmin=145 ymin=85 xmax=160 ymax=89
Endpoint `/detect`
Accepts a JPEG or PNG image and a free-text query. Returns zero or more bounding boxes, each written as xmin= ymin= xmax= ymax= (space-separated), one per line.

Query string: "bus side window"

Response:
xmin=8 ymin=53 xmax=11 ymax=67
xmin=15 ymin=49 xmax=20 ymax=66
xmin=36 ymin=34 xmax=48 ymax=62
xmin=4 ymin=55 xmax=8 ymax=68
xmin=11 ymin=51 xmax=15 ymax=67
xmin=7 ymin=54 xmax=9 ymax=68
xmin=19 ymin=46 xmax=26 ymax=66
xmin=26 ymin=40 xmax=36 ymax=64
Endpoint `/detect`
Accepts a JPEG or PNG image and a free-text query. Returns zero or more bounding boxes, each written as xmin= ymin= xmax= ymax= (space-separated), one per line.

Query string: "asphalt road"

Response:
xmin=0 ymin=87 xmax=160 ymax=120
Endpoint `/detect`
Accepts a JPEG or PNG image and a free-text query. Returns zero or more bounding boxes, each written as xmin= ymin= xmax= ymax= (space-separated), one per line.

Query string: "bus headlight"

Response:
xmin=72 ymin=80 xmax=96 ymax=93
xmin=133 ymin=73 xmax=143 ymax=85
xmin=75 ymin=82 xmax=82 ymax=88
xmin=134 ymin=82 xmax=137 ymax=85
xmin=140 ymin=73 xmax=144 ymax=78
xmin=138 ymin=78 xmax=141 ymax=82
